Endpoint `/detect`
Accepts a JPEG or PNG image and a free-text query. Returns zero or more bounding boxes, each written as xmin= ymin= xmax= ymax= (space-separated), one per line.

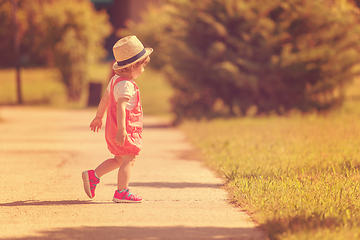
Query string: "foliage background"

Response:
xmin=0 ymin=0 xmax=111 ymax=101
xmin=126 ymin=0 xmax=360 ymax=124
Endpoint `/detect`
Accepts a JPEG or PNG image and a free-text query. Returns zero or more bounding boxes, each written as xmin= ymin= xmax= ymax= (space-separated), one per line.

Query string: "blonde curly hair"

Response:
xmin=114 ymin=56 xmax=150 ymax=77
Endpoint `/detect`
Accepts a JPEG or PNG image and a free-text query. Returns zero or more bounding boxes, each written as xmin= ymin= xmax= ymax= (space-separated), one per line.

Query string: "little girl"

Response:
xmin=82 ymin=35 xmax=153 ymax=203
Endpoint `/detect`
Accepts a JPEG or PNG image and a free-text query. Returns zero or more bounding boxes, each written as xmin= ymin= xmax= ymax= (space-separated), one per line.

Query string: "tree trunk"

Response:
xmin=12 ymin=0 xmax=23 ymax=104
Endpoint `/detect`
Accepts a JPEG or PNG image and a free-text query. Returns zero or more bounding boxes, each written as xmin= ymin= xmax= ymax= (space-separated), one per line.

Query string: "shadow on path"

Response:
xmin=143 ymin=122 xmax=171 ymax=129
xmin=0 ymin=200 xmax=108 ymax=207
xmin=104 ymin=181 xmax=223 ymax=189
xmin=0 ymin=226 xmax=260 ymax=240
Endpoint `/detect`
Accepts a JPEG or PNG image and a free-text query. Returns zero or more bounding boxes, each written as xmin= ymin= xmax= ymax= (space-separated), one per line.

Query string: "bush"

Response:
xmin=126 ymin=0 xmax=360 ymax=123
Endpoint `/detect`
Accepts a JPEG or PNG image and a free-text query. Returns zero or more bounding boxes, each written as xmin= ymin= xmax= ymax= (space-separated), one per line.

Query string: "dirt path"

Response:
xmin=0 ymin=107 xmax=266 ymax=240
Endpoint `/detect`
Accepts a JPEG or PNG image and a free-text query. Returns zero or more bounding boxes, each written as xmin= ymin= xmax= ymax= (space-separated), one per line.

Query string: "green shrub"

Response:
xmin=127 ymin=0 xmax=360 ymax=123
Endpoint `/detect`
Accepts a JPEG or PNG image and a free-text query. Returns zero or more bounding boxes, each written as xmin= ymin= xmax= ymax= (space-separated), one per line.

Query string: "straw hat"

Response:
xmin=112 ymin=35 xmax=153 ymax=70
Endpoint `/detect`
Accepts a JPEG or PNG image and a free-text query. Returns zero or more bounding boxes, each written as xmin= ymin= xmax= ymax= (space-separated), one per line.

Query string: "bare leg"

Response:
xmin=114 ymin=155 xmax=136 ymax=191
xmin=95 ymin=158 xmax=120 ymax=178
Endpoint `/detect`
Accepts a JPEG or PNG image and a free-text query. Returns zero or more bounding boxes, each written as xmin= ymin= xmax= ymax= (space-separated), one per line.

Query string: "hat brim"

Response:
xmin=112 ymin=48 xmax=153 ymax=70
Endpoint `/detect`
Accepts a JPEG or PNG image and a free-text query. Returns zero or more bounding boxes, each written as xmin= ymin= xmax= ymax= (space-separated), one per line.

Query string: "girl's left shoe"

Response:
xmin=113 ymin=188 xmax=142 ymax=203
xmin=82 ymin=170 xmax=100 ymax=198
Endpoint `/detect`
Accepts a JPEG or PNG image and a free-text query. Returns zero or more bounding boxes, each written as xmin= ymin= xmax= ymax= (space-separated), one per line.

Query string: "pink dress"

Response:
xmin=105 ymin=76 xmax=143 ymax=156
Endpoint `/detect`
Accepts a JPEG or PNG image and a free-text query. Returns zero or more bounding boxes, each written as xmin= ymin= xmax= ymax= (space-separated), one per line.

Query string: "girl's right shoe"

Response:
xmin=113 ymin=188 xmax=142 ymax=203
xmin=82 ymin=170 xmax=100 ymax=198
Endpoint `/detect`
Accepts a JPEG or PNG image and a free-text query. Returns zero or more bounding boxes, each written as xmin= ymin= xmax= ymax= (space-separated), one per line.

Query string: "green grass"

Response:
xmin=180 ymin=79 xmax=360 ymax=240
xmin=136 ymin=67 xmax=174 ymax=117
xmin=0 ymin=63 xmax=173 ymax=116
xmin=0 ymin=68 xmax=65 ymax=105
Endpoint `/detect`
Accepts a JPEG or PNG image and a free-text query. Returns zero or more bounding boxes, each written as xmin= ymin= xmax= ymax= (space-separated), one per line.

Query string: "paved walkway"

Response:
xmin=0 ymin=107 xmax=266 ymax=240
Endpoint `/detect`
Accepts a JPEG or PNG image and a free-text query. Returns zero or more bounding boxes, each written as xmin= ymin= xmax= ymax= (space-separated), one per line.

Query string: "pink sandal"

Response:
xmin=113 ymin=188 xmax=142 ymax=203
xmin=82 ymin=170 xmax=100 ymax=198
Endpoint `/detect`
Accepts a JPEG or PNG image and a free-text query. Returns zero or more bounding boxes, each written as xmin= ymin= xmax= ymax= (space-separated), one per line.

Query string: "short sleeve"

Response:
xmin=113 ymin=81 xmax=136 ymax=101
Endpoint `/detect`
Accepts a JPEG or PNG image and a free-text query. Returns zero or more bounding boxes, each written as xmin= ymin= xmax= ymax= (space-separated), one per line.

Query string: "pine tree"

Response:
xmin=128 ymin=0 xmax=360 ymax=123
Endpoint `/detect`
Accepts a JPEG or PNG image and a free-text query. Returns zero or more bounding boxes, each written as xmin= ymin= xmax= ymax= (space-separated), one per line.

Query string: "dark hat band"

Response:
xmin=117 ymin=48 xmax=146 ymax=67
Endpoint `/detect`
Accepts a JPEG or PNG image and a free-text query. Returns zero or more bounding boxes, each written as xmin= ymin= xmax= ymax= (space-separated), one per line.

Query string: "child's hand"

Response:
xmin=115 ymin=129 xmax=127 ymax=146
xmin=90 ymin=117 xmax=102 ymax=132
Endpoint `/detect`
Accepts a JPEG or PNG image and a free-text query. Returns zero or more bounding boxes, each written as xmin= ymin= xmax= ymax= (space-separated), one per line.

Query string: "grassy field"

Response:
xmin=180 ymin=80 xmax=360 ymax=240
xmin=0 ymin=68 xmax=65 ymax=105
xmin=0 ymin=63 xmax=173 ymax=116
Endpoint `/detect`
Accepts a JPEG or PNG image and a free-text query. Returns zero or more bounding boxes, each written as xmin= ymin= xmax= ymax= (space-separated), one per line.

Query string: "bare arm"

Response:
xmin=115 ymin=97 xmax=129 ymax=146
xmin=90 ymin=91 xmax=109 ymax=132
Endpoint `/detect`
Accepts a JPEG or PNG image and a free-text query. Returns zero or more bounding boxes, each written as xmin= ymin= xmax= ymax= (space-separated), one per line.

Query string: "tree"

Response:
xmin=38 ymin=0 xmax=111 ymax=101
xmin=354 ymin=0 xmax=360 ymax=8
xmin=126 ymin=0 xmax=360 ymax=124
xmin=0 ymin=0 xmax=111 ymax=101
